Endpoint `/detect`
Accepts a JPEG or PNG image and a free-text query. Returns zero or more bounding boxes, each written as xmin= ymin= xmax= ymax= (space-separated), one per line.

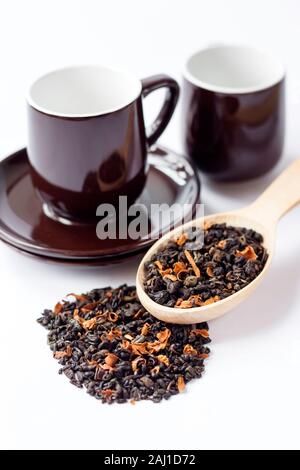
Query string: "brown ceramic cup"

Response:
xmin=182 ymin=45 xmax=285 ymax=181
xmin=27 ymin=66 xmax=179 ymax=220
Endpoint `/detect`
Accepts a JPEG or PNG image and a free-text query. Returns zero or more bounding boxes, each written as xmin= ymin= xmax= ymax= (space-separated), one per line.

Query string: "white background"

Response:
xmin=0 ymin=0 xmax=300 ymax=451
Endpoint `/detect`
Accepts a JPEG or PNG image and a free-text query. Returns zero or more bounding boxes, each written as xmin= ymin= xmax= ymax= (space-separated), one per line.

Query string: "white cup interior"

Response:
xmin=184 ymin=45 xmax=285 ymax=93
xmin=28 ymin=65 xmax=142 ymax=117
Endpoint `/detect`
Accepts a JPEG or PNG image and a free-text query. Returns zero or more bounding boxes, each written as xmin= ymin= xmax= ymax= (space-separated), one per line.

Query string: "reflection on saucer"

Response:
xmin=0 ymin=146 xmax=200 ymax=262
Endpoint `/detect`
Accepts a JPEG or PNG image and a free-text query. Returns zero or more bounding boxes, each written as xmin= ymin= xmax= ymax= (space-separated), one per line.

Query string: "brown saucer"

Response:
xmin=0 ymin=146 xmax=200 ymax=262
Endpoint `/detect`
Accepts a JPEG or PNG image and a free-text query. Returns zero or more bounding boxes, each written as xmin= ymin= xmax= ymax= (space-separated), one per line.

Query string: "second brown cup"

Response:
xmin=182 ymin=45 xmax=285 ymax=182
xmin=27 ymin=66 xmax=179 ymax=220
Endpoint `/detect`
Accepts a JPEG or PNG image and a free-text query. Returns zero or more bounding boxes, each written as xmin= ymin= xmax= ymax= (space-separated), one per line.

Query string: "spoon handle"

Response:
xmin=245 ymin=159 xmax=300 ymax=226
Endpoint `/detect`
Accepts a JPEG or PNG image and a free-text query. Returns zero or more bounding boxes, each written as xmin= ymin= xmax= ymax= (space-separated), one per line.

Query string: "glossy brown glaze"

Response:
xmin=0 ymin=146 xmax=200 ymax=261
xmin=28 ymin=74 xmax=179 ymax=220
xmin=182 ymin=78 xmax=285 ymax=181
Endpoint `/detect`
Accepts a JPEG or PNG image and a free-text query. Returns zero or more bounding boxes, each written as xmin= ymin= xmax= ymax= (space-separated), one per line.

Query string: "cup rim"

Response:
xmin=183 ymin=45 xmax=286 ymax=94
xmin=27 ymin=64 xmax=142 ymax=118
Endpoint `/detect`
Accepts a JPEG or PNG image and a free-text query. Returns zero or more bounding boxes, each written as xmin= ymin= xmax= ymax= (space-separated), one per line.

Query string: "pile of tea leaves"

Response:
xmin=144 ymin=223 xmax=268 ymax=308
xmin=37 ymin=285 xmax=210 ymax=404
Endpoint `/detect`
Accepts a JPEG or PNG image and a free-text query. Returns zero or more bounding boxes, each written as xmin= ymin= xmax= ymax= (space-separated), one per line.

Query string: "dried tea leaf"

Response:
xmin=184 ymin=250 xmax=201 ymax=278
xmin=176 ymin=270 xmax=189 ymax=281
xmin=176 ymin=232 xmax=188 ymax=246
xmin=157 ymin=355 xmax=170 ymax=366
xmin=236 ymin=246 xmax=258 ymax=261
xmin=217 ymin=240 xmax=227 ymax=250
xmin=133 ymin=308 xmax=145 ymax=319
xmin=183 ymin=344 xmax=198 ymax=355
xmin=177 ymin=376 xmax=185 ymax=393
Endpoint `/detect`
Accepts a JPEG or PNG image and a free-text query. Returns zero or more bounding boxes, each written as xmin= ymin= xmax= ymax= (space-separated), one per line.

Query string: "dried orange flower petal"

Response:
xmin=183 ymin=344 xmax=198 ymax=355
xmin=80 ymin=301 xmax=100 ymax=313
xmin=160 ymin=268 xmax=173 ymax=277
xmin=157 ymin=355 xmax=170 ymax=366
xmin=101 ymin=389 xmax=114 ymax=397
xmin=150 ymin=365 xmax=160 ymax=375
xmin=131 ymin=343 xmax=149 ymax=355
xmin=201 ymin=296 xmax=220 ymax=306
xmin=66 ymin=293 xmax=87 ymax=302
xmin=104 ymin=353 xmax=119 ymax=367
xmin=53 ymin=345 xmax=72 ymax=359
xmin=175 ymin=295 xmax=202 ymax=309
xmin=206 ymin=266 xmax=214 ymax=278
xmin=121 ymin=340 xmax=132 ymax=351
xmin=190 ymin=329 xmax=210 ymax=338
xmin=154 ymin=260 xmax=163 ymax=271
xmin=236 ymin=246 xmax=258 ymax=260
xmin=141 ymin=323 xmax=150 ymax=336
xmin=199 ymin=353 xmax=210 ymax=359
xmin=108 ymin=312 xmax=118 ymax=322
xmin=131 ymin=357 xmax=146 ymax=372
xmin=177 ymin=376 xmax=185 ymax=392
xmin=124 ymin=334 xmax=134 ymax=341
xmin=173 ymin=261 xmax=187 ymax=274
xmin=163 ymin=274 xmax=177 ymax=282
xmin=157 ymin=329 xmax=171 ymax=343
xmin=105 ymin=328 xmax=122 ymax=341
xmin=176 ymin=232 xmax=188 ymax=246
xmin=54 ymin=302 xmax=63 ymax=315
xmin=184 ymin=250 xmax=201 ymax=278
xmin=81 ymin=317 xmax=97 ymax=330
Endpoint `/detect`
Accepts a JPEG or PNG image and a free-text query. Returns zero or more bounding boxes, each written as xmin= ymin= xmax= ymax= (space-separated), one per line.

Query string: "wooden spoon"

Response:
xmin=136 ymin=159 xmax=300 ymax=324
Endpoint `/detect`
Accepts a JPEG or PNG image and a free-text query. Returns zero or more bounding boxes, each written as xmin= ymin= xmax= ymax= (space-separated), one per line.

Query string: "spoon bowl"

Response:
xmin=137 ymin=159 xmax=300 ymax=324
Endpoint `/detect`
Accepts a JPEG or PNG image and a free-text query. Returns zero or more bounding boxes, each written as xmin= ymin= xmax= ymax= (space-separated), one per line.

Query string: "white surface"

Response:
xmin=28 ymin=65 xmax=142 ymax=117
xmin=184 ymin=45 xmax=285 ymax=94
xmin=1 ymin=0 xmax=300 ymax=451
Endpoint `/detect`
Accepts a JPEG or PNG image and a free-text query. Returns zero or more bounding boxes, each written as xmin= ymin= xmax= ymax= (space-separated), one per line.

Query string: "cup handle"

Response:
xmin=141 ymin=75 xmax=180 ymax=147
